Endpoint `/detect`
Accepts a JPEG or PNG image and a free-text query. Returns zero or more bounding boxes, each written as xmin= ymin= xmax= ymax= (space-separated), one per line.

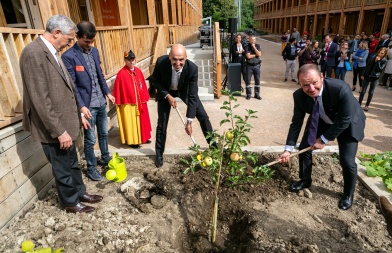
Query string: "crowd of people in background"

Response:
xmin=279 ymin=28 xmax=392 ymax=112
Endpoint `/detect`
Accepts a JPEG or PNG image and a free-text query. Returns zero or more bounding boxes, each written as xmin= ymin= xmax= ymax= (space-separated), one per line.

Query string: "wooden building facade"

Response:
xmin=0 ymin=0 xmax=201 ymax=231
xmin=254 ymin=0 xmax=392 ymax=39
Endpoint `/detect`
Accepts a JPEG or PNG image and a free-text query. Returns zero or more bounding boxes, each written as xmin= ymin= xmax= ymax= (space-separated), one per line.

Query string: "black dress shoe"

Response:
xmin=129 ymin=144 xmax=141 ymax=149
xmin=64 ymin=203 xmax=95 ymax=213
xmin=155 ymin=156 xmax=163 ymax=168
xmin=254 ymin=95 xmax=262 ymax=100
xmin=290 ymin=179 xmax=312 ymax=192
xmin=339 ymin=195 xmax=353 ymax=210
xmin=145 ymin=140 xmax=152 ymax=144
xmin=246 ymin=95 xmax=251 ymax=100
xmin=79 ymin=194 xmax=103 ymax=204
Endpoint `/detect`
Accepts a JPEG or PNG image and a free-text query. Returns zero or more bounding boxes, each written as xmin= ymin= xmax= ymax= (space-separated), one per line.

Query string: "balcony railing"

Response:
xmin=307 ymin=2 xmax=316 ymax=12
xmin=344 ymin=0 xmax=362 ymax=8
xmin=0 ymin=27 xmax=44 ymax=127
xmin=95 ymin=26 xmax=131 ymax=79
xmin=318 ymin=1 xmax=328 ymax=11
xmin=365 ymin=0 xmax=387 ymax=5
xmin=330 ymin=0 xmax=342 ymax=10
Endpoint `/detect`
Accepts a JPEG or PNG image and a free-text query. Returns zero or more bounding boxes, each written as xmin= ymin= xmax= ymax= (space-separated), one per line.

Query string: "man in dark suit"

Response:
xmin=150 ymin=44 xmax=214 ymax=168
xmin=278 ymin=64 xmax=366 ymax=210
xmin=20 ymin=15 xmax=103 ymax=213
xmin=320 ymin=35 xmax=338 ymax=77
xmin=62 ymin=21 xmax=115 ymax=181
xmin=376 ymin=34 xmax=390 ymax=52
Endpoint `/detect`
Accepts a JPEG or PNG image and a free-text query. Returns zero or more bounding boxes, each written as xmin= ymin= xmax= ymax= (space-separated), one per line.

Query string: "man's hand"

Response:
xmin=107 ymin=94 xmax=115 ymax=104
xmin=80 ymin=106 xmax=92 ymax=119
xmin=376 ymin=56 xmax=381 ymax=61
xmin=311 ymin=138 xmax=325 ymax=150
xmin=185 ymin=122 xmax=192 ymax=136
xmin=167 ymin=95 xmax=177 ymax=108
xmin=81 ymin=117 xmax=92 ymax=130
xmin=58 ymin=131 xmax=72 ymax=150
xmin=277 ymin=150 xmax=291 ymax=163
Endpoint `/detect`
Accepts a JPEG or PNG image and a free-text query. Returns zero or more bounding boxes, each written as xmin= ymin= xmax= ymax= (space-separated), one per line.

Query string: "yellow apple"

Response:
xmin=203 ymin=156 xmax=213 ymax=166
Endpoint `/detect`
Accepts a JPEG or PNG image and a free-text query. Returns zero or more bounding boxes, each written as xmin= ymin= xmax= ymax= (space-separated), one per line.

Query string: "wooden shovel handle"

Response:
xmin=264 ymin=146 xmax=312 ymax=167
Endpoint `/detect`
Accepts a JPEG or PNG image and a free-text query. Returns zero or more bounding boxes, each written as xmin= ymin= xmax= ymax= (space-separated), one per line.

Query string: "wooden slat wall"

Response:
xmin=67 ymin=0 xmax=82 ymax=25
xmin=95 ymin=26 xmax=131 ymax=79
xmin=133 ymin=26 xmax=157 ymax=60
xmin=0 ymin=122 xmax=85 ymax=232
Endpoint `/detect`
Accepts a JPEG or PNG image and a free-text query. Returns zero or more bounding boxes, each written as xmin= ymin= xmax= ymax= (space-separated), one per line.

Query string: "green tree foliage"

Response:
xmin=241 ymin=0 xmax=254 ymax=29
xmin=203 ymin=0 xmax=237 ymax=23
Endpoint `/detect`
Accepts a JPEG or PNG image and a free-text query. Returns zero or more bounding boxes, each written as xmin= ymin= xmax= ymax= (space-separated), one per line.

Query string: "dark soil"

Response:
xmin=1 ymin=153 xmax=391 ymax=253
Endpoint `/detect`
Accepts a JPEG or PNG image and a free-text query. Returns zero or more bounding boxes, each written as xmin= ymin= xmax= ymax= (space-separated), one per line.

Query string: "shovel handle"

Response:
xmin=265 ymin=146 xmax=312 ymax=167
xmin=175 ymin=107 xmax=197 ymax=145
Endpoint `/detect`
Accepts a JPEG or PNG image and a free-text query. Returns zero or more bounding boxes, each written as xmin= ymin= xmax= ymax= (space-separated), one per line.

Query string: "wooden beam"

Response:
xmin=117 ymin=0 xmax=134 ymax=49
xmin=146 ymin=0 xmax=157 ymax=25
xmin=170 ymin=0 xmax=177 ymax=25
xmin=381 ymin=1 xmax=391 ymax=35
xmin=0 ymin=34 xmax=21 ymax=116
xmin=162 ymin=0 xmax=170 ymax=45
xmin=0 ymin=3 xmax=7 ymax=27
xmin=36 ymin=0 xmax=56 ymax=27
xmin=91 ymin=0 xmax=103 ymax=26
xmin=177 ymin=0 xmax=182 ymax=25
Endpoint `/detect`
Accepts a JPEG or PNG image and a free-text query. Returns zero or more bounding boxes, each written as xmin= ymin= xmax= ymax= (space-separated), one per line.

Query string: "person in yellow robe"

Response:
xmin=112 ymin=50 xmax=152 ymax=148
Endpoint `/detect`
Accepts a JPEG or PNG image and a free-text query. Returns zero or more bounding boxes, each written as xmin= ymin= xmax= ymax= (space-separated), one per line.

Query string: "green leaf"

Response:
xmin=220 ymin=119 xmax=230 ymax=126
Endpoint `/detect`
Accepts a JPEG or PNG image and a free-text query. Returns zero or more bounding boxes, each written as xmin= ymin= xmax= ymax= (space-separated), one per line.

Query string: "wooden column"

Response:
xmin=162 ymin=0 xmax=170 ymax=45
xmin=0 ymin=4 xmax=7 ymax=27
xmin=381 ymin=1 xmax=391 ymax=35
xmin=36 ymin=0 xmax=71 ymax=27
xmin=171 ymin=0 xmax=177 ymax=24
xmin=355 ymin=0 xmax=365 ymax=35
xmin=312 ymin=14 xmax=318 ymax=39
xmin=118 ymin=0 xmax=134 ymax=49
xmin=146 ymin=0 xmax=157 ymax=25
xmin=324 ymin=0 xmax=331 ymax=35
xmin=176 ymin=0 xmax=182 ymax=25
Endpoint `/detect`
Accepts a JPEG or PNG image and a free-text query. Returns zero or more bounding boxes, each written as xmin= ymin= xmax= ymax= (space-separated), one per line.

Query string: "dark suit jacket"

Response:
xmin=150 ymin=55 xmax=200 ymax=118
xmin=62 ymin=43 xmax=111 ymax=108
xmin=320 ymin=42 xmax=338 ymax=67
xmin=20 ymin=37 xmax=81 ymax=143
xmin=286 ymin=78 xmax=366 ymax=146
xmin=230 ymin=42 xmax=245 ymax=63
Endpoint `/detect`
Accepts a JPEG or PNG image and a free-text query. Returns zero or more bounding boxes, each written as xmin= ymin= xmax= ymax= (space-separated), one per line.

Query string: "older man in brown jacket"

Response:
xmin=20 ymin=15 xmax=103 ymax=213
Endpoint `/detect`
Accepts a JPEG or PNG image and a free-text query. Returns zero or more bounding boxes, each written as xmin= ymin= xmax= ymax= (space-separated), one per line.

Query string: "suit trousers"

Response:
xmin=155 ymin=91 xmax=213 ymax=157
xmin=42 ymin=142 xmax=86 ymax=206
xmin=321 ymin=62 xmax=333 ymax=78
xmin=298 ymin=127 xmax=358 ymax=196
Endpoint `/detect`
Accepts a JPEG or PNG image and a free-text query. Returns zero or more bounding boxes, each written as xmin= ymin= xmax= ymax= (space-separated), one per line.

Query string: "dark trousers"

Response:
xmin=246 ymin=64 xmax=260 ymax=96
xmin=298 ymin=127 xmax=358 ymax=196
xmin=155 ymin=91 xmax=213 ymax=157
xmin=359 ymin=76 xmax=379 ymax=107
xmin=321 ymin=62 xmax=333 ymax=77
xmin=353 ymin=67 xmax=366 ymax=87
xmin=41 ymin=142 xmax=86 ymax=206
xmin=382 ymin=73 xmax=392 ymax=87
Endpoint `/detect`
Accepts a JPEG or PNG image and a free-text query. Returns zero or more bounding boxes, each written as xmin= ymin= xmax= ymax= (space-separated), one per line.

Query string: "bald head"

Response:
xmin=169 ymin=44 xmax=187 ymax=71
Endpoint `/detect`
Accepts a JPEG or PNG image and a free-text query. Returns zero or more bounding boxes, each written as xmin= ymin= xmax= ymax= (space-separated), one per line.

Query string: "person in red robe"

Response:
xmin=112 ymin=50 xmax=152 ymax=148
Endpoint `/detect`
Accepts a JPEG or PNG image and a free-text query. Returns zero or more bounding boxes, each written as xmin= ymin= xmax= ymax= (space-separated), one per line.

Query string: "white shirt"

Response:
xmin=170 ymin=66 xmax=183 ymax=90
xmin=40 ymin=35 xmax=59 ymax=66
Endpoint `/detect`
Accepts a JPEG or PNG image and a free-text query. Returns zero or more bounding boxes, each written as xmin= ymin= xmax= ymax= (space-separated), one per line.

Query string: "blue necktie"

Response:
xmin=308 ymin=97 xmax=320 ymax=146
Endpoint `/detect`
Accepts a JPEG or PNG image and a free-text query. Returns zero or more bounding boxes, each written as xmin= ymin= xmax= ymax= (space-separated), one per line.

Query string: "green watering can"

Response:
xmin=105 ymin=152 xmax=127 ymax=182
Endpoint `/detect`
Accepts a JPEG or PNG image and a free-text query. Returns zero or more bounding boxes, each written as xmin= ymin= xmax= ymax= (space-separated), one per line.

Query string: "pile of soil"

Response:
xmin=1 ymin=153 xmax=391 ymax=253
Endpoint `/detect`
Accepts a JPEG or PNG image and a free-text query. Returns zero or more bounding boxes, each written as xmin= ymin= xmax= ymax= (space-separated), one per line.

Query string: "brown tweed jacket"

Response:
xmin=20 ymin=37 xmax=81 ymax=143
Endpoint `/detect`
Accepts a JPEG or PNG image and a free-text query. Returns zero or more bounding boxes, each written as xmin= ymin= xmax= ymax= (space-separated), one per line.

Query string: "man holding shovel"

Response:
xmin=150 ymin=44 xmax=214 ymax=168
xmin=278 ymin=64 xmax=366 ymax=210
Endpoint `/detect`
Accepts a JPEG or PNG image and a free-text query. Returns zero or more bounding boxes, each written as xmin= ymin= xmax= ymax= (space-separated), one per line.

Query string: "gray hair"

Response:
xmin=45 ymin=15 xmax=77 ymax=35
xmin=383 ymin=34 xmax=390 ymax=39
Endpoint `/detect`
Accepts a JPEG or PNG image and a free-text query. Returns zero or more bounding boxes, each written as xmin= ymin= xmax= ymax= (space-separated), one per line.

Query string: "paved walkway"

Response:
xmin=107 ymin=36 xmax=392 ymax=156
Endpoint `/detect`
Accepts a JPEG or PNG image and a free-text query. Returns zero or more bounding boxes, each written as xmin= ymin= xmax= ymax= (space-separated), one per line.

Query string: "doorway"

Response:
xmin=67 ymin=0 xmax=95 ymax=25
